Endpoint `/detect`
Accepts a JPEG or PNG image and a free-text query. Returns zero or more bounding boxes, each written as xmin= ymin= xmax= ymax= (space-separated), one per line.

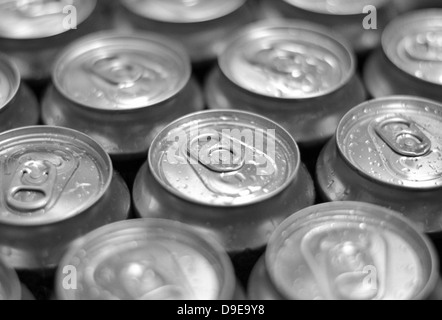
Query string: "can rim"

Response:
xmin=218 ymin=19 xmax=357 ymax=100
xmin=119 ymin=0 xmax=247 ymax=24
xmin=0 ymin=53 xmax=20 ymax=110
xmin=52 ymin=30 xmax=192 ymax=111
xmin=335 ymin=95 xmax=442 ymax=191
xmin=55 ymin=218 xmax=237 ymax=300
xmin=0 ymin=257 xmax=21 ymax=300
xmin=266 ymin=201 xmax=440 ymax=300
xmin=282 ymin=0 xmax=390 ymax=16
xmin=0 ymin=0 xmax=97 ymax=40
xmin=382 ymin=9 xmax=442 ymax=87
xmin=147 ymin=109 xmax=301 ymax=208
xmin=0 ymin=125 xmax=113 ymax=227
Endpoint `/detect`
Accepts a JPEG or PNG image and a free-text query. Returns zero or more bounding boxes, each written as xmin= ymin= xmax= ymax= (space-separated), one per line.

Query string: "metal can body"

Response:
xmin=133 ymin=110 xmax=316 ymax=283
xmin=0 ymin=0 xmax=106 ymax=88
xmin=316 ymin=96 xmax=442 ymax=237
xmin=0 ymin=54 xmax=39 ymax=131
xmin=56 ymin=219 xmax=243 ymax=300
xmin=258 ymin=0 xmax=397 ymax=56
xmin=248 ymin=202 xmax=441 ymax=300
xmin=0 ymin=258 xmax=34 ymax=300
xmin=364 ymin=10 xmax=442 ymax=102
xmin=394 ymin=0 xmax=442 ymax=13
xmin=0 ymin=126 xmax=131 ymax=271
xmin=42 ymin=31 xmax=204 ymax=162
xmin=114 ymin=0 xmax=256 ymax=67
xmin=205 ymin=21 xmax=366 ymax=150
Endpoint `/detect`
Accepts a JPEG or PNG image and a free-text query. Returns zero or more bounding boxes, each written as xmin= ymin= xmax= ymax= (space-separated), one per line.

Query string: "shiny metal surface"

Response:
xmin=0 ymin=0 xmax=96 ymax=39
xmin=0 ymin=258 xmax=21 ymax=300
xmin=42 ymin=31 xmax=204 ymax=160
xmin=364 ymin=10 xmax=442 ymax=102
xmin=115 ymin=0 xmax=255 ymax=64
xmin=133 ymin=110 xmax=316 ymax=254
xmin=0 ymin=126 xmax=131 ymax=270
xmin=0 ymin=0 xmax=103 ymax=82
xmin=0 ymin=53 xmax=39 ymax=131
xmin=120 ymin=0 xmax=246 ymax=23
xmin=206 ymin=20 xmax=366 ymax=147
xmin=259 ymin=0 xmax=397 ymax=55
xmin=248 ymin=202 xmax=440 ymax=300
xmin=317 ymin=96 xmax=442 ymax=234
xmin=56 ymin=219 xmax=239 ymax=300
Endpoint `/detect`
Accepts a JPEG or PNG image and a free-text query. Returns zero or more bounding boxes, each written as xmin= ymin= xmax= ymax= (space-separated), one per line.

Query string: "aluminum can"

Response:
xmin=0 ymin=53 xmax=39 ymax=130
xmin=56 ymin=218 xmax=245 ymax=300
xmin=42 ymin=31 xmax=204 ymax=162
xmin=0 ymin=0 xmax=107 ymax=91
xmin=258 ymin=0 xmax=397 ymax=56
xmin=114 ymin=0 xmax=256 ymax=70
xmin=248 ymin=202 xmax=441 ymax=300
xmin=0 ymin=126 xmax=131 ymax=271
xmin=0 ymin=258 xmax=34 ymax=300
xmin=316 ymin=96 xmax=442 ymax=239
xmin=205 ymin=20 xmax=366 ymax=169
xmin=364 ymin=10 xmax=442 ymax=102
xmin=394 ymin=0 xmax=442 ymax=13
xmin=133 ymin=110 xmax=316 ymax=284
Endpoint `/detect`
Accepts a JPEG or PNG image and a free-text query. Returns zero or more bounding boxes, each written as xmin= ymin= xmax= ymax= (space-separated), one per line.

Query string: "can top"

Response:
xmin=53 ymin=31 xmax=191 ymax=110
xmin=266 ymin=202 xmax=439 ymax=300
xmin=383 ymin=9 xmax=442 ymax=86
xmin=0 ymin=258 xmax=21 ymax=300
xmin=219 ymin=21 xmax=355 ymax=99
xmin=57 ymin=219 xmax=236 ymax=300
xmin=0 ymin=53 xmax=20 ymax=109
xmin=0 ymin=0 xmax=96 ymax=39
xmin=283 ymin=0 xmax=388 ymax=15
xmin=337 ymin=96 xmax=442 ymax=190
xmin=120 ymin=0 xmax=246 ymax=23
xmin=0 ymin=126 xmax=112 ymax=226
xmin=149 ymin=110 xmax=300 ymax=207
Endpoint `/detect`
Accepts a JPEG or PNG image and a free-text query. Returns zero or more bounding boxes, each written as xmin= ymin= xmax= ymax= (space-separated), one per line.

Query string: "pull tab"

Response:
xmin=87 ymin=56 xmax=144 ymax=88
xmin=375 ymin=116 xmax=432 ymax=157
xmin=14 ymin=0 xmax=66 ymax=18
xmin=6 ymin=160 xmax=56 ymax=212
xmin=405 ymin=31 xmax=442 ymax=62
xmin=187 ymin=132 xmax=245 ymax=173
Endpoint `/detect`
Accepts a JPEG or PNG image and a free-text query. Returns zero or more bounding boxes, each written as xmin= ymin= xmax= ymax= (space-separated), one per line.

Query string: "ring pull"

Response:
xmin=187 ymin=132 xmax=245 ymax=173
xmin=375 ymin=116 xmax=432 ymax=157
xmin=6 ymin=160 xmax=57 ymax=212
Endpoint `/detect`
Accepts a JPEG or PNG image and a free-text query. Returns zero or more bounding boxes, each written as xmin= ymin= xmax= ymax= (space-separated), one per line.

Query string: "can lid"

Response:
xmin=57 ymin=219 xmax=235 ymax=300
xmin=383 ymin=9 xmax=442 ymax=86
xmin=149 ymin=110 xmax=300 ymax=207
xmin=0 ymin=53 xmax=19 ymax=109
xmin=0 ymin=126 xmax=112 ymax=226
xmin=337 ymin=96 xmax=442 ymax=190
xmin=219 ymin=21 xmax=355 ymax=99
xmin=0 ymin=0 xmax=96 ymax=39
xmin=0 ymin=258 xmax=21 ymax=300
xmin=267 ymin=202 xmax=439 ymax=300
xmin=53 ymin=31 xmax=191 ymax=110
xmin=282 ymin=0 xmax=388 ymax=15
xmin=120 ymin=0 xmax=246 ymax=23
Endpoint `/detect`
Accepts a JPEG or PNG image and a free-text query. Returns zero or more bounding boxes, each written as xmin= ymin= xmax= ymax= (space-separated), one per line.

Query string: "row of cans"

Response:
xmin=1 ymin=0 xmax=441 ymax=86
xmin=0 ymin=0 xmax=442 ymax=300
xmin=1 ymin=6 xmax=442 ymax=164
xmin=0 ymin=94 xmax=442 ymax=300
